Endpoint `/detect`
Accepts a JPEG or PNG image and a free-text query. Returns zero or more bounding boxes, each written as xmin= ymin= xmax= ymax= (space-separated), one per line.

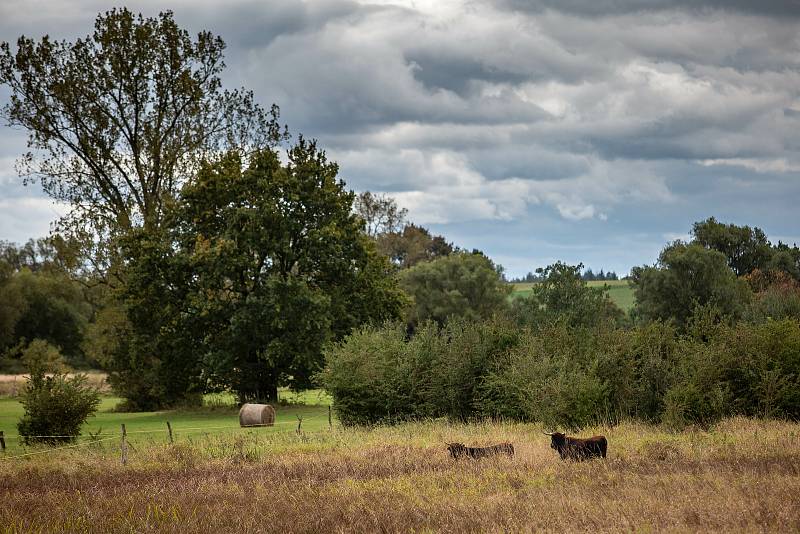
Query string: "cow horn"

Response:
xmin=542 ymin=431 xmax=554 ymax=436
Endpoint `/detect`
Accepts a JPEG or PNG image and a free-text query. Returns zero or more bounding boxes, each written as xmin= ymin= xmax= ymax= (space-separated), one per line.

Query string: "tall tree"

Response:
xmin=692 ymin=217 xmax=772 ymax=277
xmin=512 ymin=262 xmax=623 ymax=329
xmin=0 ymin=8 xmax=284 ymax=274
xmin=631 ymin=241 xmax=750 ymax=327
xmin=377 ymin=224 xmax=454 ymax=268
xmin=110 ymin=141 xmax=406 ymax=406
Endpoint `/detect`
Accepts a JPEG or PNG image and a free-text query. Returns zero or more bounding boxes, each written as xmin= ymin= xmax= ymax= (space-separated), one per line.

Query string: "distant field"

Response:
xmin=510 ymin=279 xmax=635 ymax=312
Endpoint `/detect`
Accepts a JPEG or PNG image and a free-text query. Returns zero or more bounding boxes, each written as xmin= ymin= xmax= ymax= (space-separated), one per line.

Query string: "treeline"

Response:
xmin=0 ymin=238 xmax=95 ymax=372
xmin=511 ymin=268 xmax=619 ymax=283
xmin=324 ymin=219 xmax=800 ymax=429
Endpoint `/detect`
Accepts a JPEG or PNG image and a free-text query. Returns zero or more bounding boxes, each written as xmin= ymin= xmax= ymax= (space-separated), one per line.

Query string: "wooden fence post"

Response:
xmin=120 ymin=424 xmax=128 ymax=465
xmin=166 ymin=421 xmax=174 ymax=444
xmin=296 ymin=416 xmax=303 ymax=435
xmin=328 ymin=405 xmax=332 ymax=430
xmin=0 ymin=430 xmax=5 ymax=452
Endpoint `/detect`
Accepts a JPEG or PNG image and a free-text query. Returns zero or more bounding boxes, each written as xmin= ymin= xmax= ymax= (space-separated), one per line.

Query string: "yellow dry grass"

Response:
xmin=1 ymin=417 xmax=798 ymax=532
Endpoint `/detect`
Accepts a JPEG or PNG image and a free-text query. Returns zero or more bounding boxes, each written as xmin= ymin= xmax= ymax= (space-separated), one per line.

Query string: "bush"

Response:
xmin=321 ymin=318 xmax=520 ymax=425
xmin=324 ymin=314 xmax=800 ymax=430
xmin=479 ymin=324 xmax=614 ymax=429
xmin=320 ymin=323 xmax=416 ymax=426
xmin=17 ymin=364 xmax=100 ymax=445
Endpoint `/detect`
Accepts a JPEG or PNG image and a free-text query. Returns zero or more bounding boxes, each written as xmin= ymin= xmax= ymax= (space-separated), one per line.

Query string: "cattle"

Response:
xmin=446 ymin=442 xmax=515 ymax=459
xmin=543 ymin=431 xmax=607 ymax=460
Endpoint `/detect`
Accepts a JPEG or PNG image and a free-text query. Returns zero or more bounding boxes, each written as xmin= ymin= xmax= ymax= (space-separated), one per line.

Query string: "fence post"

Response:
xmin=328 ymin=405 xmax=332 ymax=431
xmin=166 ymin=421 xmax=174 ymax=444
xmin=120 ymin=424 xmax=128 ymax=465
xmin=0 ymin=430 xmax=5 ymax=452
xmin=296 ymin=416 xmax=303 ymax=435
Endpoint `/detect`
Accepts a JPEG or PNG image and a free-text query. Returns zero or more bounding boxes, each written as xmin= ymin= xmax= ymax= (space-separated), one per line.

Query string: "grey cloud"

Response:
xmin=1 ymin=0 xmax=799 ymax=276
xmin=498 ymin=0 xmax=800 ymax=18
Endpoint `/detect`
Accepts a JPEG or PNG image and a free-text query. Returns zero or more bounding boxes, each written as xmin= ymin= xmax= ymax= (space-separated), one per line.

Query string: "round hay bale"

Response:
xmin=239 ymin=403 xmax=276 ymax=427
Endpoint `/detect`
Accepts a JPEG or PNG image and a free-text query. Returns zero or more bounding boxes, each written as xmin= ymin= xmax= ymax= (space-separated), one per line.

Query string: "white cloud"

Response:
xmin=698 ymin=158 xmax=800 ymax=174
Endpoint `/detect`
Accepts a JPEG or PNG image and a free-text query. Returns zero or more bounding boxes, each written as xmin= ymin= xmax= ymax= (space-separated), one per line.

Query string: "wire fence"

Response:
xmin=0 ymin=415 xmax=332 ymax=462
xmin=0 ymin=436 xmax=119 ymax=461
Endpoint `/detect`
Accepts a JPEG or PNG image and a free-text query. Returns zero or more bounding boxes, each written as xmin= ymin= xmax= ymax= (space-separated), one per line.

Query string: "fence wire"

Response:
xmin=0 ymin=416 xmax=330 ymax=460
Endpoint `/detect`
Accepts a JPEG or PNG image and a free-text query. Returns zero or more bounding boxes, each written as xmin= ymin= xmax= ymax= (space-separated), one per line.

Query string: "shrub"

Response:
xmin=324 ymin=314 xmax=800 ymax=429
xmin=320 ymin=323 xmax=417 ymax=426
xmin=479 ymin=324 xmax=614 ymax=429
xmin=17 ymin=356 xmax=100 ymax=445
xmin=321 ymin=318 xmax=520 ymax=425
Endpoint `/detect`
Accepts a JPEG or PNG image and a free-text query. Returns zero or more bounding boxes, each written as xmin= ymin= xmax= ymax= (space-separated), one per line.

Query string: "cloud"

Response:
xmin=0 ymin=0 xmax=798 ymax=277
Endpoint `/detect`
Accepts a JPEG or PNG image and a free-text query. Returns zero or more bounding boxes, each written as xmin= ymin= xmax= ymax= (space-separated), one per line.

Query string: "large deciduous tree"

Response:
xmin=354 ymin=191 xmax=408 ymax=238
xmin=377 ymin=224 xmax=455 ymax=269
xmin=631 ymin=241 xmax=750 ymax=327
xmin=398 ymin=251 xmax=510 ymax=329
xmin=0 ymin=8 xmax=284 ymax=274
xmin=691 ymin=217 xmax=773 ymax=277
xmin=111 ymin=141 xmax=407 ymax=406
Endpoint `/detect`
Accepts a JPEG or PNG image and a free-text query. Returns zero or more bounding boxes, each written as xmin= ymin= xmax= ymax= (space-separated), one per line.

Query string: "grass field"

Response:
xmin=1 ymin=412 xmax=798 ymax=532
xmin=0 ymin=389 xmax=333 ymax=455
xmin=510 ymin=280 xmax=636 ymax=312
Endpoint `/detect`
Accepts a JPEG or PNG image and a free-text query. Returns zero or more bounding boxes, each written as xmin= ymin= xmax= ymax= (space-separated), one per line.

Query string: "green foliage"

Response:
xmin=692 ymin=217 xmax=773 ymax=276
xmin=106 ymin=229 xmax=199 ymax=411
xmin=743 ymin=271 xmax=800 ymax=323
xmin=17 ymin=357 xmax=100 ymax=445
xmin=326 ymin=311 xmax=800 ymax=430
xmin=354 ymin=191 xmax=408 ymax=238
xmin=106 ymin=141 xmax=407 ymax=409
xmin=20 ymin=339 xmax=68 ymax=375
xmin=0 ymin=265 xmax=91 ymax=369
xmin=631 ymin=241 xmax=750 ymax=327
xmin=511 ymin=262 xmax=624 ymax=329
xmin=321 ymin=318 xmax=521 ymax=426
xmin=398 ymin=252 xmax=510 ymax=328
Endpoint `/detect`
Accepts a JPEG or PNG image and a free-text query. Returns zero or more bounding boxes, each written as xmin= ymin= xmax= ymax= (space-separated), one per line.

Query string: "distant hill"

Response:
xmin=509 ymin=280 xmax=635 ymax=313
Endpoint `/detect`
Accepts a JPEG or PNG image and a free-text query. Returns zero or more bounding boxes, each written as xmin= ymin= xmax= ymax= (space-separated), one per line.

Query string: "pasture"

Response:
xmin=1 ymin=407 xmax=799 ymax=532
xmin=510 ymin=280 xmax=635 ymax=312
xmin=0 ymin=388 xmax=333 ymax=455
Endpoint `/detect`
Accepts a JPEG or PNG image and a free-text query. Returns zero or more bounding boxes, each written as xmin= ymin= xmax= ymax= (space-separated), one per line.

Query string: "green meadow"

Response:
xmin=0 ymin=390 xmax=333 ymax=455
xmin=510 ymin=279 xmax=635 ymax=312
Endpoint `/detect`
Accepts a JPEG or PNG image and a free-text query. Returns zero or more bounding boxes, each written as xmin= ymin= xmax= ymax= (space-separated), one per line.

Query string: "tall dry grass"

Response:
xmin=1 ymin=417 xmax=798 ymax=532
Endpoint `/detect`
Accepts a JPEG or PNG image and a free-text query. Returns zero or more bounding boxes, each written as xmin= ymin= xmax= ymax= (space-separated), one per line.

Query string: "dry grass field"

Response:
xmin=2 ymin=416 xmax=799 ymax=533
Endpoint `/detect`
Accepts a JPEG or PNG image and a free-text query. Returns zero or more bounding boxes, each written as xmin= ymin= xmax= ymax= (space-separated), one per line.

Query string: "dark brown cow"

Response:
xmin=543 ymin=431 xmax=607 ymax=460
xmin=446 ymin=442 xmax=514 ymax=459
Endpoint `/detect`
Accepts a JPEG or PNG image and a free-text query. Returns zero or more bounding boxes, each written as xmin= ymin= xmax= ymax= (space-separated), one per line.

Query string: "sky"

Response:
xmin=1 ymin=0 xmax=799 ymax=278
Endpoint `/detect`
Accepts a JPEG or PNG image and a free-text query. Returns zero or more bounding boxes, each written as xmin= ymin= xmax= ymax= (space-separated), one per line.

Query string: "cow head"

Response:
xmin=543 ymin=431 xmax=566 ymax=451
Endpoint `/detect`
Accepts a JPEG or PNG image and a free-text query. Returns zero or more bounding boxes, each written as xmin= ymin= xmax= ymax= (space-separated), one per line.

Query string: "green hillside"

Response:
xmin=510 ymin=279 xmax=635 ymax=312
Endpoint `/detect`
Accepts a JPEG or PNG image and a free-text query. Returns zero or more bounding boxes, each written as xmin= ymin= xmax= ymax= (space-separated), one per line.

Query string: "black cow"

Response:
xmin=446 ymin=442 xmax=515 ymax=459
xmin=543 ymin=431 xmax=607 ymax=460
